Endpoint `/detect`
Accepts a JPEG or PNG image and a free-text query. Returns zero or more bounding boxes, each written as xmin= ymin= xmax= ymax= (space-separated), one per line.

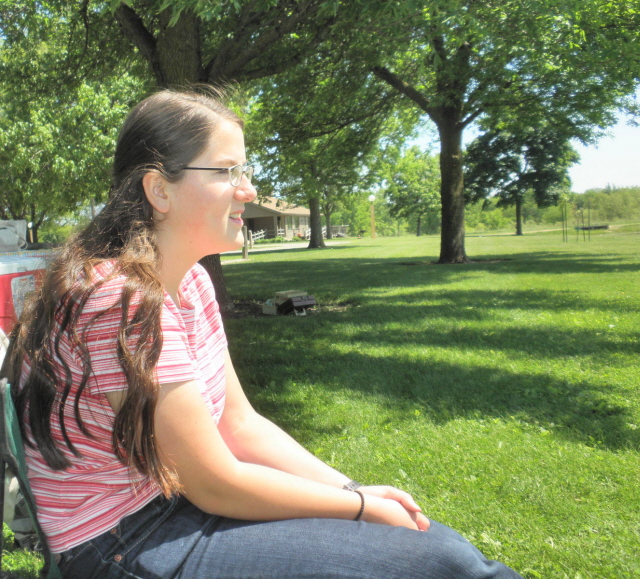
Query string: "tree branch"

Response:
xmin=461 ymin=107 xmax=483 ymax=128
xmin=113 ymin=4 xmax=164 ymax=85
xmin=202 ymin=0 xmax=264 ymax=80
xmin=431 ymin=33 xmax=449 ymax=65
xmin=235 ymin=16 xmax=336 ymax=82
xmin=208 ymin=0 xmax=326 ymax=83
xmin=372 ymin=66 xmax=436 ymax=119
xmin=232 ymin=0 xmax=321 ymax=67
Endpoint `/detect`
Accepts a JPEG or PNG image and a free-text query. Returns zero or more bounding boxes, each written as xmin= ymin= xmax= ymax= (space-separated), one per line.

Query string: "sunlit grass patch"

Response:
xmin=224 ymin=229 xmax=640 ymax=578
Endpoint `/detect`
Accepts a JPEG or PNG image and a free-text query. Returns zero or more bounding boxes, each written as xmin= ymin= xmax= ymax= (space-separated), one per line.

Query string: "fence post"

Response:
xmin=242 ymin=226 xmax=249 ymax=259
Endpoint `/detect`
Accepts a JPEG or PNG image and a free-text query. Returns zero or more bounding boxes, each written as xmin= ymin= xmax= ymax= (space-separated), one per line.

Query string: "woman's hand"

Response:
xmin=360 ymin=494 xmax=430 ymax=531
xmin=359 ymin=486 xmax=430 ymax=531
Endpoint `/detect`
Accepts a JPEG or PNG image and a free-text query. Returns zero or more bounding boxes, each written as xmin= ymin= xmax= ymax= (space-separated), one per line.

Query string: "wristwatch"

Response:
xmin=343 ymin=480 xmax=363 ymax=491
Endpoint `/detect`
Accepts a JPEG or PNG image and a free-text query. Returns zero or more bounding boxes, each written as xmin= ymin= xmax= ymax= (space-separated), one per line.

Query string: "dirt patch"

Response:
xmin=222 ymin=300 xmax=264 ymax=319
xmin=315 ymin=301 xmax=358 ymax=314
xmin=222 ymin=299 xmax=357 ymax=319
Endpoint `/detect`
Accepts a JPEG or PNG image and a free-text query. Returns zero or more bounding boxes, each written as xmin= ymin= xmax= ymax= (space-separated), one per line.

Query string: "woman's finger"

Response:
xmin=413 ymin=512 xmax=431 ymax=532
xmin=360 ymin=485 xmax=422 ymax=512
xmin=383 ymin=486 xmax=422 ymax=512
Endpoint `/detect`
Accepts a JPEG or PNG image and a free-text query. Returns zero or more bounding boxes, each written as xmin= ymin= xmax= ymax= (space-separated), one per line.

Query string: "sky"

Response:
xmin=568 ymin=117 xmax=640 ymax=193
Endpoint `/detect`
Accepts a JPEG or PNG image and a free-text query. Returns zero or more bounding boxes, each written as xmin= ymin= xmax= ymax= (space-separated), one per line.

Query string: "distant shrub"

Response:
xmin=39 ymin=223 xmax=76 ymax=246
xmin=254 ymin=236 xmax=287 ymax=244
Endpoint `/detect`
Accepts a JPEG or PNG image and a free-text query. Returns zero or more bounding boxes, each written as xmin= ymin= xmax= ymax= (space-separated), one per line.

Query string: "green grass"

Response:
xmin=222 ymin=229 xmax=640 ymax=579
xmin=5 ymin=228 xmax=639 ymax=578
xmin=1 ymin=525 xmax=43 ymax=578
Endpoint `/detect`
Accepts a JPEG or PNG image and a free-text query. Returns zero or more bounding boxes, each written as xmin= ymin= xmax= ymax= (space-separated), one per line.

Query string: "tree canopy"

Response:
xmin=370 ymin=0 xmax=640 ymax=261
xmin=2 ymin=0 xmax=640 ymax=275
xmin=464 ymin=126 xmax=579 ymax=235
xmin=384 ymin=147 xmax=440 ymax=236
xmin=0 ymin=2 xmax=142 ymax=241
xmin=248 ymin=41 xmax=407 ymax=247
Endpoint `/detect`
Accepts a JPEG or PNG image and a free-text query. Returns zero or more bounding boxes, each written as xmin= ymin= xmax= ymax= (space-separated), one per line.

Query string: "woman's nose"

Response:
xmin=235 ymin=177 xmax=257 ymax=203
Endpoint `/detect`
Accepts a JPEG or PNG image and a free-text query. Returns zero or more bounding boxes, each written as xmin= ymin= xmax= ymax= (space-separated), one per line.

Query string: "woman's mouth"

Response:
xmin=229 ymin=212 xmax=243 ymax=225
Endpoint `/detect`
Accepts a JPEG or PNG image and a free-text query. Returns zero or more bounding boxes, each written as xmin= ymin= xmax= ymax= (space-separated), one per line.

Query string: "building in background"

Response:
xmin=243 ymin=196 xmax=311 ymax=239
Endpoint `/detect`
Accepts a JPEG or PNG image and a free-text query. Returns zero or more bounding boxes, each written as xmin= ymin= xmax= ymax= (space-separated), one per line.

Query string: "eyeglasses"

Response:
xmin=182 ymin=164 xmax=254 ymax=187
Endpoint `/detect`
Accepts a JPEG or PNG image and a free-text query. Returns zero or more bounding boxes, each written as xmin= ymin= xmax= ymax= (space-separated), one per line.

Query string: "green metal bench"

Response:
xmin=0 ymin=378 xmax=61 ymax=578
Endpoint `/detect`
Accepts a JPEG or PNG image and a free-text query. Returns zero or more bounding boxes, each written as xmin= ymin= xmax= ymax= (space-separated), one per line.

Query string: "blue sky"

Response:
xmin=569 ymin=117 xmax=640 ymax=193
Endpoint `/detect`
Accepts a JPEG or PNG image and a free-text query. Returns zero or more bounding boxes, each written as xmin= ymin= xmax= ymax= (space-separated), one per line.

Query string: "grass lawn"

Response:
xmin=222 ymin=229 xmax=639 ymax=579
xmin=3 ymin=228 xmax=638 ymax=578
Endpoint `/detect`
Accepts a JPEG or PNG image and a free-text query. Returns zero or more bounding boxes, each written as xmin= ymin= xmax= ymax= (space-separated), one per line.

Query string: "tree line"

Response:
xmin=330 ymin=186 xmax=640 ymax=239
xmin=1 ymin=0 xmax=640 ymax=307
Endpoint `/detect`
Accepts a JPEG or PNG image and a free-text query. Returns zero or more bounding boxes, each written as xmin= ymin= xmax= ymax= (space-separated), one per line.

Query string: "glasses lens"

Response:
xmin=230 ymin=165 xmax=253 ymax=186
xmin=229 ymin=165 xmax=242 ymax=187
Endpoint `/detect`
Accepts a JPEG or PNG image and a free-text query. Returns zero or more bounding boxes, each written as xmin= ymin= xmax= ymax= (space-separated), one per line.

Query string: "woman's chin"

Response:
xmin=216 ymin=236 xmax=245 ymax=255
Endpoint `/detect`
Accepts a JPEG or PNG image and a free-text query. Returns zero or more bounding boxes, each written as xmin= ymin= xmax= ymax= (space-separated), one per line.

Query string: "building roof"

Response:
xmin=247 ymin=196 xmax=310 ymax=216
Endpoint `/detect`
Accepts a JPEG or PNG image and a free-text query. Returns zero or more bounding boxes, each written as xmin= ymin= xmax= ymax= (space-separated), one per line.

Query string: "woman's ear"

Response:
xmin=142 ymin=171 xmax=171 ymax=214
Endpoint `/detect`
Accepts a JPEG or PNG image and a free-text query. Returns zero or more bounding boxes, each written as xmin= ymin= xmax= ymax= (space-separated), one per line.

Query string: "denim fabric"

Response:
xmin=59 ymin=495 xmax=524 ymax=579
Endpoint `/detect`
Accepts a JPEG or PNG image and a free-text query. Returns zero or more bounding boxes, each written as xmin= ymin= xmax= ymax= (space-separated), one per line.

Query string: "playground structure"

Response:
xmin=561 ymin=200 xmax=607 ymax=242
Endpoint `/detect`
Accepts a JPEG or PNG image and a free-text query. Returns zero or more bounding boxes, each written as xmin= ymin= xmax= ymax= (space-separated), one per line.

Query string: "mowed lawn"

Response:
xmin=222 ymin=229 xmax=639 ymax=579
xmin=2 ymin=229 xmax=638 ymax=578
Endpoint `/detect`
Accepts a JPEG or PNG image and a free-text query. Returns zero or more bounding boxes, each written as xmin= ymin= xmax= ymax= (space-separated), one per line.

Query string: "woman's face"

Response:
xmin=161 ymin=120 xmax=257 ymax=259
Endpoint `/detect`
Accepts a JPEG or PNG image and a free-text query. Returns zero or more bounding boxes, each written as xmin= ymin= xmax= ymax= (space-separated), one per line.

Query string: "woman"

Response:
xmin=3 ymin=90 xmax=523 ymax=578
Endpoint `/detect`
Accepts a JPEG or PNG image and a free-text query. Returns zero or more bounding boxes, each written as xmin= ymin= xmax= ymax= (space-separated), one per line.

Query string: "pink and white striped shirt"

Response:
xmin=20 ymin=263 xmax=227 ymax=553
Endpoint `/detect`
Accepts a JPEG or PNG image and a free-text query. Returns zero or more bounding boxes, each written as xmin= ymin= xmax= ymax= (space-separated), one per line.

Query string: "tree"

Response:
xmin=464 ymin=127 xmax=579 ymax=235
xmin=111 ymin=0 xmax=342 ymax=87
xmin=248 ymin=43 xmax=407 ymax=248
xmin=384 ymin=147 xmax=440 ymax=236
xmin=0 ymin=3 xmax=142 ymax=241
xmin=0 ymin=81 xmax=140 ymax=241
xmin=370 ymin=0 xmax=640 ymax=262
xmin=254 ymin=124 xmax=385 ymax=248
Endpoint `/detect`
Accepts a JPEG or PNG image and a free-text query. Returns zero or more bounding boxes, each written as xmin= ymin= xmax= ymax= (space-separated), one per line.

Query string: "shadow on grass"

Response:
xmin=488 ymin=252 xmax=640 ymax=274
xmin=224 ymin=251 xmax=639 ymax=452
xmin=230 ymin=323 xmax=639 ymax=452
xmin=225 ymin=256 xmax=475 ymax=300
xmin=224 ymin=252 xmax=639 ymax=301
xmin=341 ymin=312 xmax=638 ymax=358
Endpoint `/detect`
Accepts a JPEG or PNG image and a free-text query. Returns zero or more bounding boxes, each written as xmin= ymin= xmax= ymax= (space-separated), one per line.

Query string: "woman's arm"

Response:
xmin=217 ymin=350 xmax=351 ymax=488
xmin=152 ymin=374 xmax=422 ymax=528
xmin=216 ymin=350 xmax=428 ymax=529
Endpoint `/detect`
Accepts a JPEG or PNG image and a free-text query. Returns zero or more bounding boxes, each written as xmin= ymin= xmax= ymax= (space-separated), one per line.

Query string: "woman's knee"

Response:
xmin=412 ymin=521 xmax=523 ymax=579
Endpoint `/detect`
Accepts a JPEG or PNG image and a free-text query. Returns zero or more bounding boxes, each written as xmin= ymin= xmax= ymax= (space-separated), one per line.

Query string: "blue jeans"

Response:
xmin=59 ymin=495 xmax=524 ymax=578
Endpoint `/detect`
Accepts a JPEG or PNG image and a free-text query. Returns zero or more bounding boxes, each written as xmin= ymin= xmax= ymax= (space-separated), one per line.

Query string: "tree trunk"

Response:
xmin=515 ymin=196 xmax=523 ymax=236
xmin=437 ymin=117 xmax=468 ymax=263
xmin=156 ymin=11 xmax=203 ymax=86
xmin=198 ymin=254 xmax=233 ymax=310
xmin=307 ymin=196 xmax=326 ymax=248
xmin=325 ymin=207 xmax=333 ymax=239
xmin=416 ymin=214 xmax=421 ymax=236
xmin=30 ymin=204 xmax=38 ymax=243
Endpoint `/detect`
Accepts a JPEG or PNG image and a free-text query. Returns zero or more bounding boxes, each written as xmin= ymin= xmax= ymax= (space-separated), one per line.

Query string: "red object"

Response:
xmin=0 ymin=252 xmax=49 ymax=335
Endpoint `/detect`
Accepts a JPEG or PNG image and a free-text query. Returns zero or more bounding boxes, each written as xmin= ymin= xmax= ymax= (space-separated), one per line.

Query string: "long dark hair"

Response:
xmin=2 ymin=89 xmax=242 ymax=496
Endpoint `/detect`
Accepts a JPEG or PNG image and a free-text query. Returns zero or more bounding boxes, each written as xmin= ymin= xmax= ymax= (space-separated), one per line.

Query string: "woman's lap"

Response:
xmin=59 ymin=496 xmax=523 ymax=579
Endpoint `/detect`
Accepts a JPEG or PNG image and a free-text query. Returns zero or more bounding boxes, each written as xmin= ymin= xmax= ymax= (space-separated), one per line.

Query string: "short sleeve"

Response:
xmin=70 ymin=274 xmax=197 ymax=394
xmin=154 ymin=306 xmax=198 ymax=385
